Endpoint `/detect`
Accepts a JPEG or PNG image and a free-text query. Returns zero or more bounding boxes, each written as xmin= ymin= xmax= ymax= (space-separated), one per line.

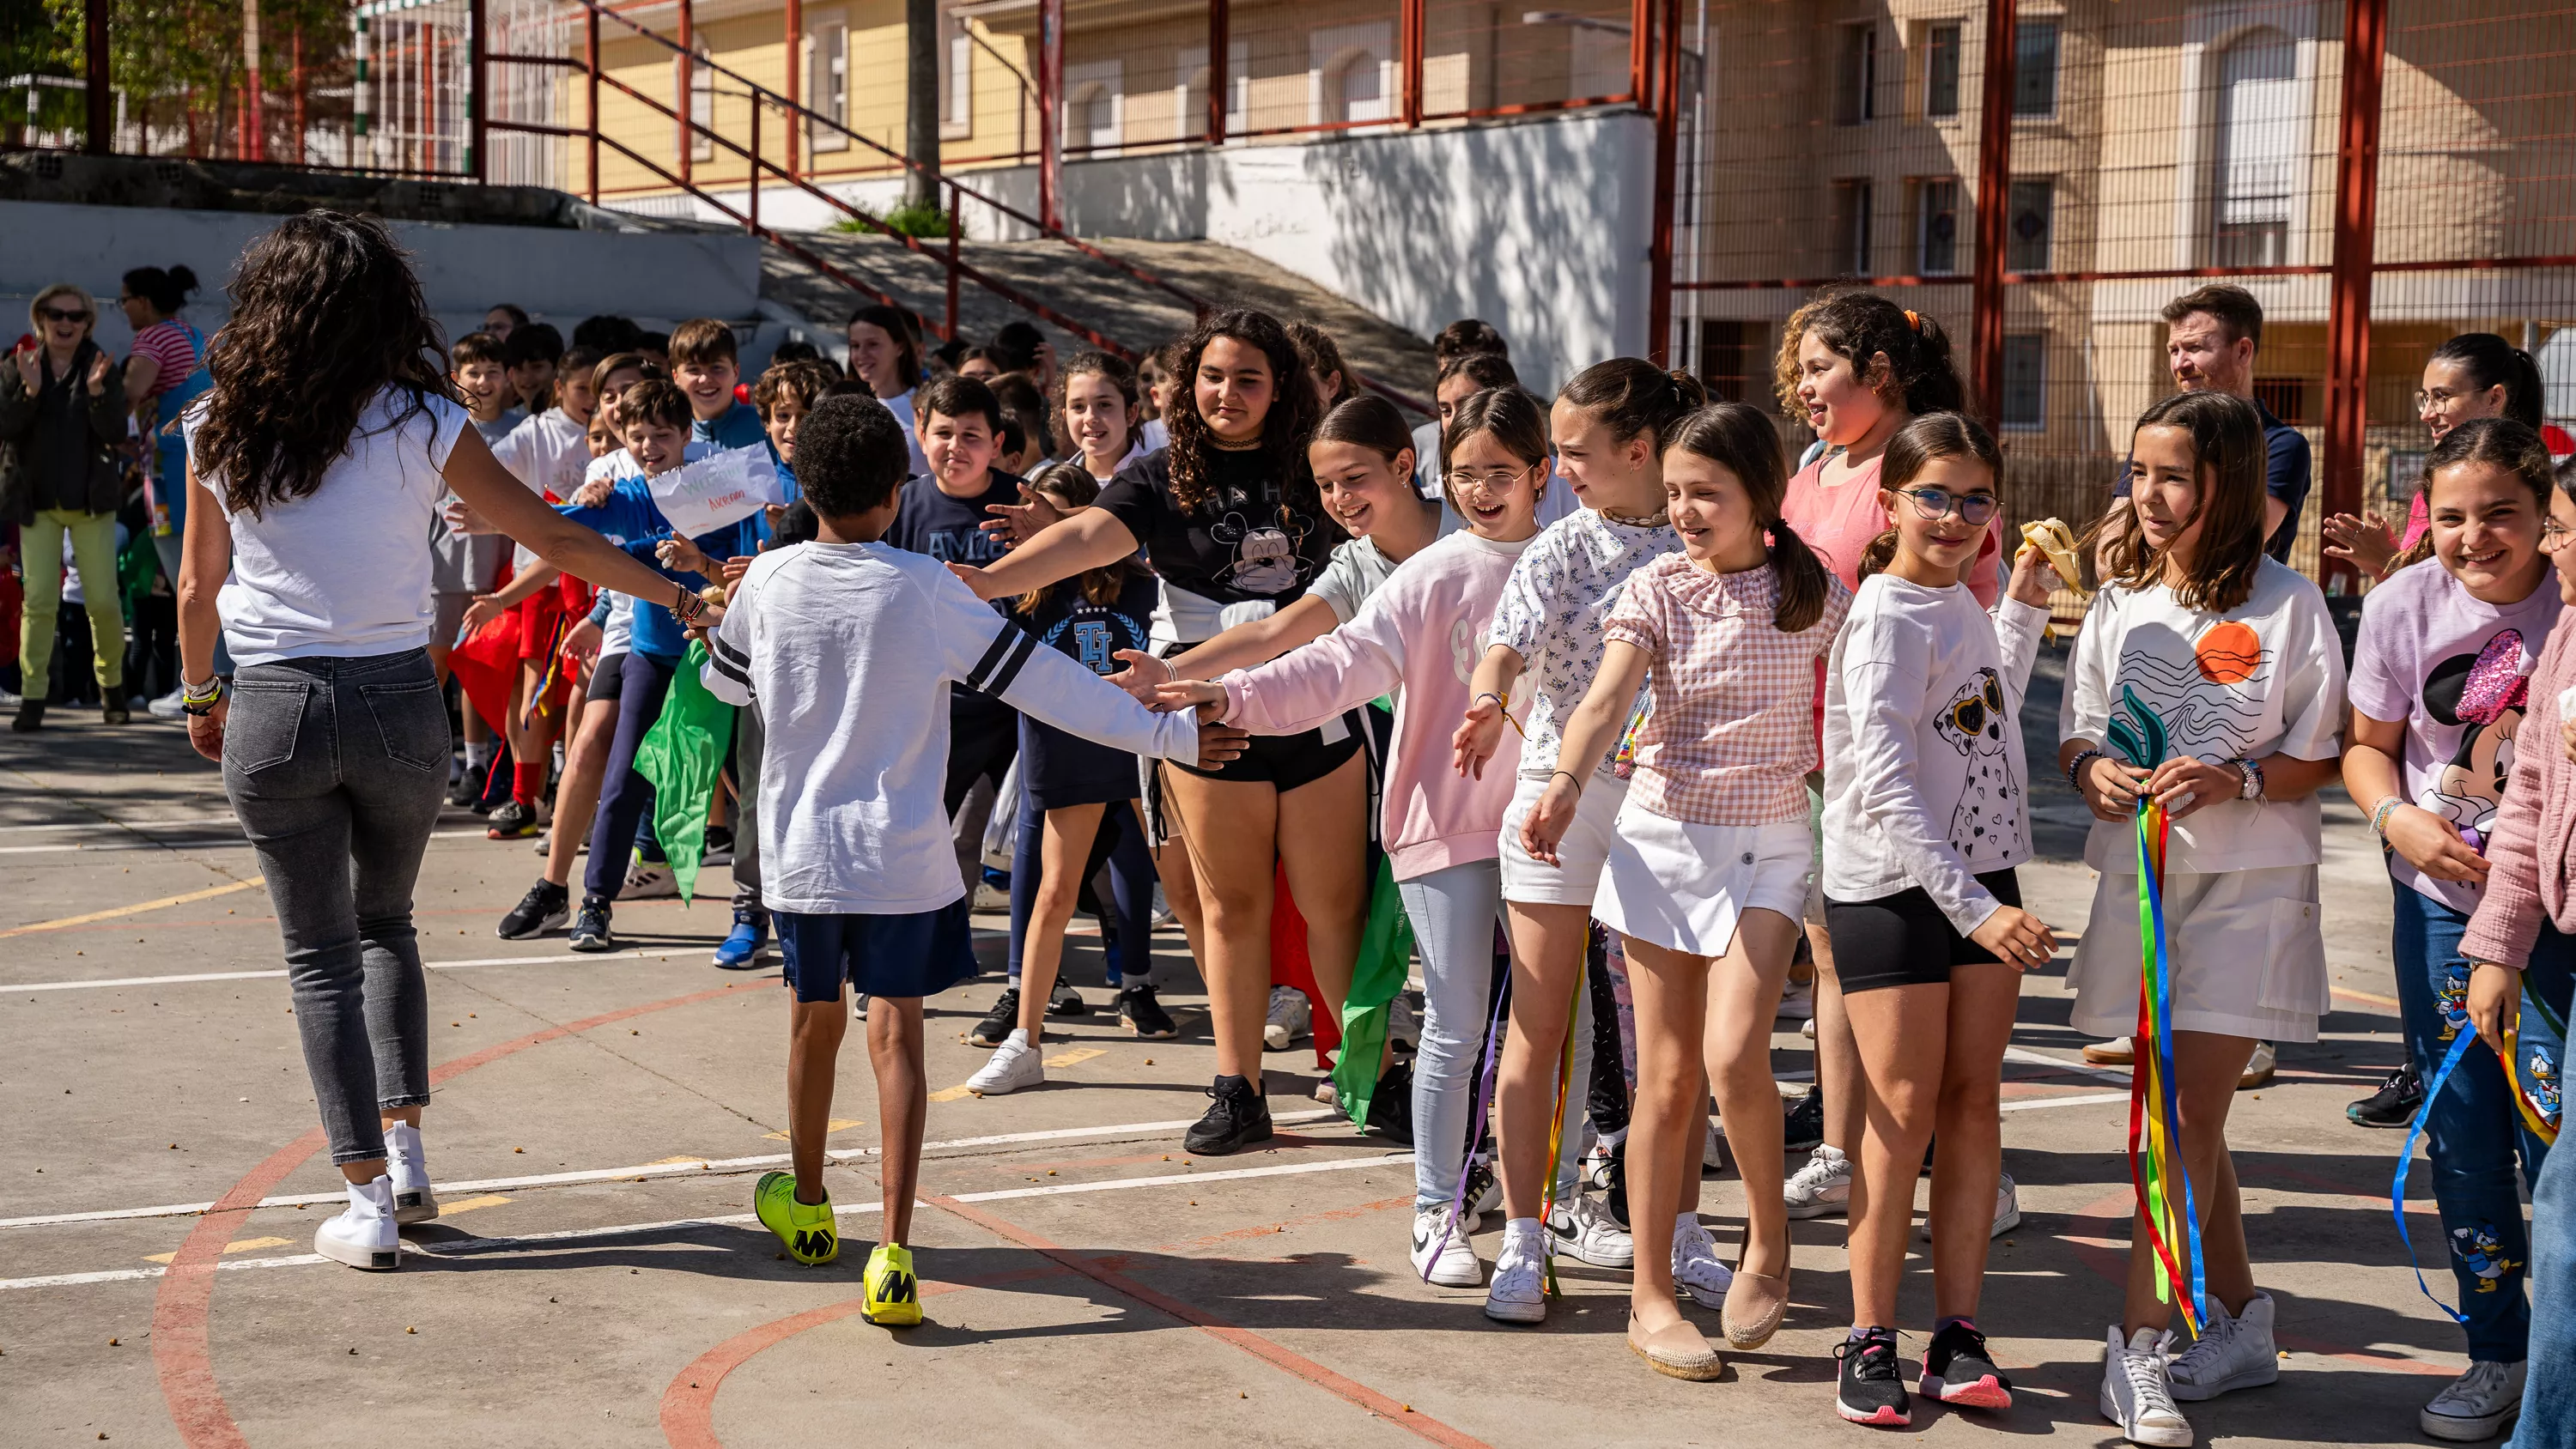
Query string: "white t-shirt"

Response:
xmin=1824 ymin=574 xmax=2050 ymax=933
xmin=2060 ymin=555 xmax=2349 ymax=876
xmin=702 ymin=542 xmax=1200 ymax=915
xmin=185 ymin=388 xmax=467 ymax=666
xmin=492 ymin=408 xmax=591 ymax=570
xmin=1486 ymin=506 xmax=1683 ymax=779
xmin=2346 ymin=558 xmax=2565 ymax=912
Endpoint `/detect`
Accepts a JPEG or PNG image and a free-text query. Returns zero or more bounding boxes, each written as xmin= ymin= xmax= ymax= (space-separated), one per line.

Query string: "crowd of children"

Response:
xmin=85 ymin=235 xmax=2575 ymax=1447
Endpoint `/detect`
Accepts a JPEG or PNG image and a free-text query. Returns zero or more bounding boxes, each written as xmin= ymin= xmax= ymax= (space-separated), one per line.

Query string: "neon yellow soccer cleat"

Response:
xmin=864 ymin=1242 xmax=922 ymax=1326
xmin=754 ymin=1171 xmax=838 ymax=1265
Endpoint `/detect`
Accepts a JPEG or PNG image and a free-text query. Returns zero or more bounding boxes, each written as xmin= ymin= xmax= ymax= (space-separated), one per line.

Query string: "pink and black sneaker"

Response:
xmin=1920 ymin=1320 xmax=2014 ymax=1410
xmin=1835 ymin=1328 xmax=1911 ymax=1427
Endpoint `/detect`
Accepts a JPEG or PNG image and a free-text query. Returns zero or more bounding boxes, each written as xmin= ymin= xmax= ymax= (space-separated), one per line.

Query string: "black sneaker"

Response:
xmin=2348 ymin=1063 xmax=2424 ymax=1129
xmin=1047 ymin=978 xmax=1090 ymax=1017
xmin=1834 ymin=1327 xmax=1911 ymax=1426
xmin=498 ymin=879 xmax=571 ymax=940
xmin=445 ymin=768 xmax=477 ymax=807
xmin=568 ymin=896 xmax=616 ymax=953
xmin=1183 ymin=1074 xmax=1273 ymax=1155
xmin=10 ymin=699 xmax=42 ymax=732
xmin=486 ymin=800 xmax=541 ymax=840
xmin=1783 ymin=1084 xmax=1825 ymax=1153
xmin=1918 ymin=1320 xmax=2013 ymax=1410
xmin=1367 ymin=1059 xmax=1415 ymax=1145
xmin=971 ymin=989 xmax=1021 ymax=1048
xmin=1119 ymin=984 xmax=1178 ymax=1040
xmin=701 ymin=825 xmax=734 ymax=866
xmin=1603 ymin=1137 xmax=1629 ymax=1229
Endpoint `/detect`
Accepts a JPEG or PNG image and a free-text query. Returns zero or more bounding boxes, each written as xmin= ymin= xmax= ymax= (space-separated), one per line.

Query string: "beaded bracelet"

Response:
xmin=2064 ymin=749 xmax=2105 ymax=793
xmin=2370 ymin=796 xmax=2403 ymax=840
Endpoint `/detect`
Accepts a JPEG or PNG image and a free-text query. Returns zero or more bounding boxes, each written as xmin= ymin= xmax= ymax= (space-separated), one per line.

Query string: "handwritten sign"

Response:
xmin=647 ymin=445 xmax=783 ymax=539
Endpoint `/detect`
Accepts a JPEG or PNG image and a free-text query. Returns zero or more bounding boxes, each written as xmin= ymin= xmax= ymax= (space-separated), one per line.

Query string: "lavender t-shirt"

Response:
xmin=2347 ymin=558 xmax=2565 ymax=912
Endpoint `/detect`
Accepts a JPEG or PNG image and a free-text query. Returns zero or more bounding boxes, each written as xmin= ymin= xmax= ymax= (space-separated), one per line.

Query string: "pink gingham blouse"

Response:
xmin=1601 ymin=552 xmax=1852 ymax=827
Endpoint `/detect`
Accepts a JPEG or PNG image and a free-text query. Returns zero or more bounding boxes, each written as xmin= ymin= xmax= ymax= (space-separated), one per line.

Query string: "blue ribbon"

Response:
xmin=2137 ymin=821 xmax=2208 ymax=1329
xmin=2391 ymin=1028 xmax=2479 ymax=1326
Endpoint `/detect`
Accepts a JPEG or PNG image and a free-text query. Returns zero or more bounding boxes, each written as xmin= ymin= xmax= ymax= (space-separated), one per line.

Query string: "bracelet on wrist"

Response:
xmin=179 ymin=675 xmax=222 ymax=706
xmin=2370 ymin=796 xmax=2403 ymax=840
xmin=2238 ymin=756 xmax=2267 ymax=802
xmin=1549 ymin=767 xmax=1584 ymax=795
xmin=2065 ymin=749 xmax=2105 ymax=793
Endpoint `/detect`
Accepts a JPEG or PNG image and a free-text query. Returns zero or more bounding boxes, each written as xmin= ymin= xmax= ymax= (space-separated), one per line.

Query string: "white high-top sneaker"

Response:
xmin=1670 ymin=1210 xmax=1735 ymax=1307
xmin=2167 ymin=1291 xmax=2278 ymax=1401
xmin=386 ymin=1121 xmax=440 ymax=1225
xmin=2099 ymin=1324 xmax=2191 ymax=1446
xmin=314 ymin=1176 xmax=402 ymax=1271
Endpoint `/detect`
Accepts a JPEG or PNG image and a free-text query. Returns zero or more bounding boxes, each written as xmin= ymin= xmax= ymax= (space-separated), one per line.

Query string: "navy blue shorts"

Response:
xmin=775 ymin=901 xmax=978 ymax=1003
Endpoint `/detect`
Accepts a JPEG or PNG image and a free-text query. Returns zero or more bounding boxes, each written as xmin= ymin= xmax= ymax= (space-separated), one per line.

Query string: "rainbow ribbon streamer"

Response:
xmin=2393 ymin=1028 xmax=2480 ymax=1325
xmin=2111 ymin=687 xmax=2207 ymax=1338
xmin=2504 ymin=979 xmax=2565 ymax=1148
xmin=519 ymin=613 xmax=574 ymax=733
xmin=1535 ymin=962 xmax=1585 ymax=1300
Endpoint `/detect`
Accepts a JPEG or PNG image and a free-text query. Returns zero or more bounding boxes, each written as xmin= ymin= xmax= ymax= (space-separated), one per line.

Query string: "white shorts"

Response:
xmin=2065 ymin=864 xmax=2325 ymax=1044
xmin=1594 ymin=800 xmax=1812 ymax=960
xmin=1498 ymin=770 xmax=1629 ymax=906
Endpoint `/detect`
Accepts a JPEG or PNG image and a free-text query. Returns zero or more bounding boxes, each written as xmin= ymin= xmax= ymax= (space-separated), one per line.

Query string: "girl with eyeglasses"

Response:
xmin=2326 ymin=333 xmax=2546 ymax=582
xmin=2350 ymin=418 xmax=2569 ymax=1442
xmin=1777 ymin=294 xmax=2012 ymax=1250
xmin=1819 ymin=412 xmax=2061 ymax=1426
xmin=1157 ymin=387 xmax=1551 ymax=1292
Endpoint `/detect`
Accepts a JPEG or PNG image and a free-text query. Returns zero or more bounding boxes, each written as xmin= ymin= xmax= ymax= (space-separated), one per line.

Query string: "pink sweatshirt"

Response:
xmin=2462 ymin=613 xmax=2576 ymax=969
xmin=1218 ymin=530 xmax=1532 ymax=879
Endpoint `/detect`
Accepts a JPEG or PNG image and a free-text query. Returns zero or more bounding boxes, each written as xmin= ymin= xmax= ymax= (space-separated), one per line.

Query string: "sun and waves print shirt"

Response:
xmin=2059 ymin=555 xmax=2348 ymax=876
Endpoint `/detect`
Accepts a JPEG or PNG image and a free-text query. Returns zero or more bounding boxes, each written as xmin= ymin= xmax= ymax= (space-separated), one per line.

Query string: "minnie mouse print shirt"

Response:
xmin=1097 ymin=446 xmax=1341 ymax=614
xmin=2348 ymin=558 xmax=2565 ymax=912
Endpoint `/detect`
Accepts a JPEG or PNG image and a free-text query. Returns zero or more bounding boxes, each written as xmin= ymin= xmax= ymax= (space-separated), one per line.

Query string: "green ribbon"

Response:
xmin=633 ymin=642 xmax=736 ymax=904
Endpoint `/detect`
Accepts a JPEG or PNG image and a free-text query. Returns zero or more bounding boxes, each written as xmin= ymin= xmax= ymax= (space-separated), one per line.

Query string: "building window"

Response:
xmin=1309 ymin=23 xmax=1394 ymax=126
xmin=1836 ymin=23 xmax=1877 ymax=125
xmin=939 ymin=9 xmax=972 ymax=136
xmin=1918 ymin=177 xmax=1959 ymax=275
xmin=2014 ymin=17 xmax=2058 ymax=118
xmin=2254 ymin=377 xmax=2311 ymax=426
xmin=1833 ymin=178 xmax=1874 ymax=276
xmin=1696 ymin=319 xmax=1759 ymax=403
xmin=1179 ymin=41 xmax=1249 ymax=138
xmin=1925 ymin=23 xmax=1960 ymax=119
xmin=2215 ymin=27 xmax=2297 ymax=267
xmin=2007 ymin=178 xmax=2053 ymax=271
xmin=2001 ymin=333 xmax=2046 ymax=430
xmin=808 ymin=20 xmax=848 ymax=154
xmin=1066 ymin=61 xmax=1123 ymax=154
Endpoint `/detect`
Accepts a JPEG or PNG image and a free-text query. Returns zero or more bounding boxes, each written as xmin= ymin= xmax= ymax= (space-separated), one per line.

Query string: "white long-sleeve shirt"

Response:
xmin=702 ymin=541 xmax=1200 ymax=915
xmin=1822 ymin=574 xmax=2050 ymax=935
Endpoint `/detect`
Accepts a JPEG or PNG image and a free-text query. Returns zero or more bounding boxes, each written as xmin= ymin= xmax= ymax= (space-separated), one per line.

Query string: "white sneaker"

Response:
xmin=1386 ymin=992 xmax=1423 ymax=1050
xmin=1921 ymin=1170 xmax=2021 ymax=1240
xmin=1583 ymin=1137 xmax=1619 ymax=1191
xmin=385 ymin=1122 xmax=439 ymax=1225
xmin=1801 ymin=1015 xmax=1817 ymax=1040
xmin=1547 ymin=1191 xmax=1634 ymax=1268
xmin=1703 ymin=1119 xmax=1728 ymax=1172
xmin=147 ymin=687 xmax=187 ymax=720
xmin=2100 ymin=1324 xmax=2192 ymax=1446
xmin=1468 ymin=1162 xmax=1503 ymax=1219
xmin=1410 ymin=1204 xmax=1483 ymax=1288
xmin=1783 ymin=1143 xmax=1853 ymax=1219
xmin=618 ymin=858 xmax=677 ymax=900
xmin=966 ymin=1030 xmax=1045 ymax=1096
xmin=2421 ymin=1360 xmax=2524 ymax=1442
xmin=314 ymin=1176 xmax=401 ymax=1270
xmin=2084 ymin=1035 xmax=2136 ymax=1066
xmin=1776 ymin=975 xmax=1814 ymax=1022
xmin=1264 ymin=985 xmax=1311 ymax=1050
xmin=2238 ymin=1040 xmax=2276 ymax=1090
xmin=2167 ymin=1291 xmax=2277 ymax=1400
xmin=1484 ymin=1220 xmax=1548 ymax=1323
xmin=1670 ymin=1210 xmax=1734 ymax=1307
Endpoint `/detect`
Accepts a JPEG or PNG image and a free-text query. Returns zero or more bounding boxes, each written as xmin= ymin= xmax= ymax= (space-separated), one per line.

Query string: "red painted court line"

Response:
xmin=927 ymin=1195 xmax=1497 ymax=1449
xmin=152 ymin=979 xmax=761 ymax=1448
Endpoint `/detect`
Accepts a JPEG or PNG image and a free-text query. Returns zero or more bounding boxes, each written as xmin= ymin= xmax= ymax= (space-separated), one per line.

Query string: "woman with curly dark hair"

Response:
xmin=175 ymin=211 xmax=699 ymax=1273
xmin=961 ymin=308 xmax=1370 ymax=1155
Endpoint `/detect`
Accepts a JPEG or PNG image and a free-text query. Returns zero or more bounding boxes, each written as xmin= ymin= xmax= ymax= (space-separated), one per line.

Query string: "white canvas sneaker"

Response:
xmin=1920 ymin=1171 xmax=2021 ymax=1240
xmin=2420 ymin=1360 xmax=2524 ymax=1442
xmin=1670 ymin=1211 xmax=1735 ymax=1307
xmin=965 ymin=1030 xmax=1046 ymax=1096
xmin=1410 ymin=1204 xmax=1483 ymax=1288
xmin=385 ymin=1121 xmax=439 ymax=1225
xmin=1483 ymin=1220 xmax=1548 ymax=1324
xmin=1264 ymin=985 xmax=1311 ymax=1050
xmin=2099 ymin=1324 xmax=2192 ymax=1446
xmin=1784 ymin=1143 xmax=1853 ymax=1219
xmin=2167 ymin=1291 xmax=2277 ymax=1400
xmin=314 ymin=1176 xmax=401 ymax=1271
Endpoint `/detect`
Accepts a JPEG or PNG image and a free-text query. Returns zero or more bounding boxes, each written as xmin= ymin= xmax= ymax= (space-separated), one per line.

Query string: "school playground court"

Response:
xmin=0 ymin=691 xmax=2493 ymax=1448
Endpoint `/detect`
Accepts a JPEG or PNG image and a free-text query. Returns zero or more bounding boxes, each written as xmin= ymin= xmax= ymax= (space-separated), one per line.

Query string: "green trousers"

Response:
xmin=20 ymin=507 xmax=126 ymax=698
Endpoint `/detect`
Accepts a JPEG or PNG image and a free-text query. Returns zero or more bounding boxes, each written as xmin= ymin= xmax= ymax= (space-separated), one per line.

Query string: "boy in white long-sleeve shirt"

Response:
xmin=699 ymin=394 xmax=1242 ymax=1324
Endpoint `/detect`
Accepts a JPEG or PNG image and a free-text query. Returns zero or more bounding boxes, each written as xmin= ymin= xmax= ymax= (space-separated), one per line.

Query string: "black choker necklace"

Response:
xmin=1209 ymin=433 xmax=1262 ymax=452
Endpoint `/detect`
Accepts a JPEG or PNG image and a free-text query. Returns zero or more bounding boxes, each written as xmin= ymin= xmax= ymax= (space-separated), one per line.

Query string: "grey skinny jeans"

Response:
xmin=222 ymin=648 xmax=449 ymax=1165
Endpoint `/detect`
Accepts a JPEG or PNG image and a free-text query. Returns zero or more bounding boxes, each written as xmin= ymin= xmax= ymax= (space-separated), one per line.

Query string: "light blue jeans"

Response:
xmin=2511 ymin=1108 xmax=2573 ymax=1446
xmin=1399 ymin=859 xmax=1586 ymax=1213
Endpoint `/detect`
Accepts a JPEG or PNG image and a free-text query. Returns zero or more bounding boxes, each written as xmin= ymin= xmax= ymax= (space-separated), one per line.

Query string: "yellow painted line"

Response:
xmin=438 ymin=1195 xmax=512 ymax=1216
xmin=0 ymin=876 xmax=264 ymax=938
xmin=146 ymin=1235 xmax=289 ymax=1264
xmin=762 ymin=1119 xmax=863 ymax=1141
xmin=2334 ymin=985 xmax=2402 ymax=1010
xmin=1042 ymin=1046 xmax=1106 ymax=1069
xmin=647 ymin=1155 xmax=714 ymax=1167
xmin=927 ymin=1083 xmax=975 ymax=1103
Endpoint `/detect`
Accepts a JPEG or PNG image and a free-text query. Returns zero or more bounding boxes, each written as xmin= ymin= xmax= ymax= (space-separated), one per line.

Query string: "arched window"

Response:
xmin=1324 ymin=46 xmax=1389 ymax=124
xmin=1065 ymin=72 xmax=1121 ymax=155
xmin=2213 ymin=27 xmax=2297 ymax=267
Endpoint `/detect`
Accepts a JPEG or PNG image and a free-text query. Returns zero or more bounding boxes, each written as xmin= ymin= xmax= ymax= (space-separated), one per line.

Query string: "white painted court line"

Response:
xmin=3 ymin=818 xmax=240 ymax=834
xmin=0 ymin=1149 xmax=1411 ymax=1291
xmin=7 ymin=947 xmax=695 ymax=995
xmin=1999 ymin=1090 xmax=2130 ymax=1113
xmin=0 ymin=1108 xmax=1344 ymax=1229
xmin=2002 ymin=1045 xmax=2134 ymax=1085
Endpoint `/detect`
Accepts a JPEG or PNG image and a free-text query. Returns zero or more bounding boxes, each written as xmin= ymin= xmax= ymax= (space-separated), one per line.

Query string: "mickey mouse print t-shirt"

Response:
xmin=1097 ymin=445 xmax=1341 ymax=611
xmin=2347 ymin=558 xmax=2564 ymax=912
xmin=2060 ymin=555 xmax=2348 ymax=876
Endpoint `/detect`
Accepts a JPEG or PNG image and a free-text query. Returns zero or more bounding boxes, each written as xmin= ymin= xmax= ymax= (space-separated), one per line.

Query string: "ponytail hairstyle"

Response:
xmin=1557 ymin=357 xmax=1708 ymax=455
xmin=1014 ymin=459 xmax=1146 ymax=615
xmin=1314 ymin=393 xmax=1417 ymax=469
xmin=2428 ymin=332 xmax=2545 ymax=429
xmin=2098 ymin=390 xmax=2269 ymax=614
xmin=122 ymin=264 xmax=200 ymax=318
xmin=1801 ymin=293 xmax=1966 ymax=418
xmin=1439 ymin=386 xmax=1552 ymax=514
xmin=1856 ymin=411 xmax=2004 ymax=579
xmin=1664 ymin=402 xmax=1831 ymax=634
xmin=1164 ymin=308 xmax=1323 ymax=518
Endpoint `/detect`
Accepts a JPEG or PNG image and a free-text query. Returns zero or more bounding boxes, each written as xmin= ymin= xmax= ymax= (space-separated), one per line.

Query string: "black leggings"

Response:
xmin=1825 ymin=870 xmax=2023 ymax=994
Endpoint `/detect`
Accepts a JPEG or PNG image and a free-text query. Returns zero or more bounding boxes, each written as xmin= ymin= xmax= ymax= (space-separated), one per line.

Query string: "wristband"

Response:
xmin=179 ymin=674 xmax=223 ymax=706
xmin=1549 ymin=767 xmax=1583 ymax=795
xmin=2065 ymin=749 xmax=2105 ymax=793
xmin=1476 ymin=690 xmax=1530 ymax=740
xmin=2370 ymin=796 xmax=2403 ymax=840
xmin=671 ymin=585 xmax=708 ymax=627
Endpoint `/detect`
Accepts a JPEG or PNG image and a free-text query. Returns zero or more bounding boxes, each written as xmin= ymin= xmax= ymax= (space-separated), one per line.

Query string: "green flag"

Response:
xmin=1329 ymin=859 xmax=1416 ymax=1129
xmin=633 ymin=641 xmax=736 ymax=903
